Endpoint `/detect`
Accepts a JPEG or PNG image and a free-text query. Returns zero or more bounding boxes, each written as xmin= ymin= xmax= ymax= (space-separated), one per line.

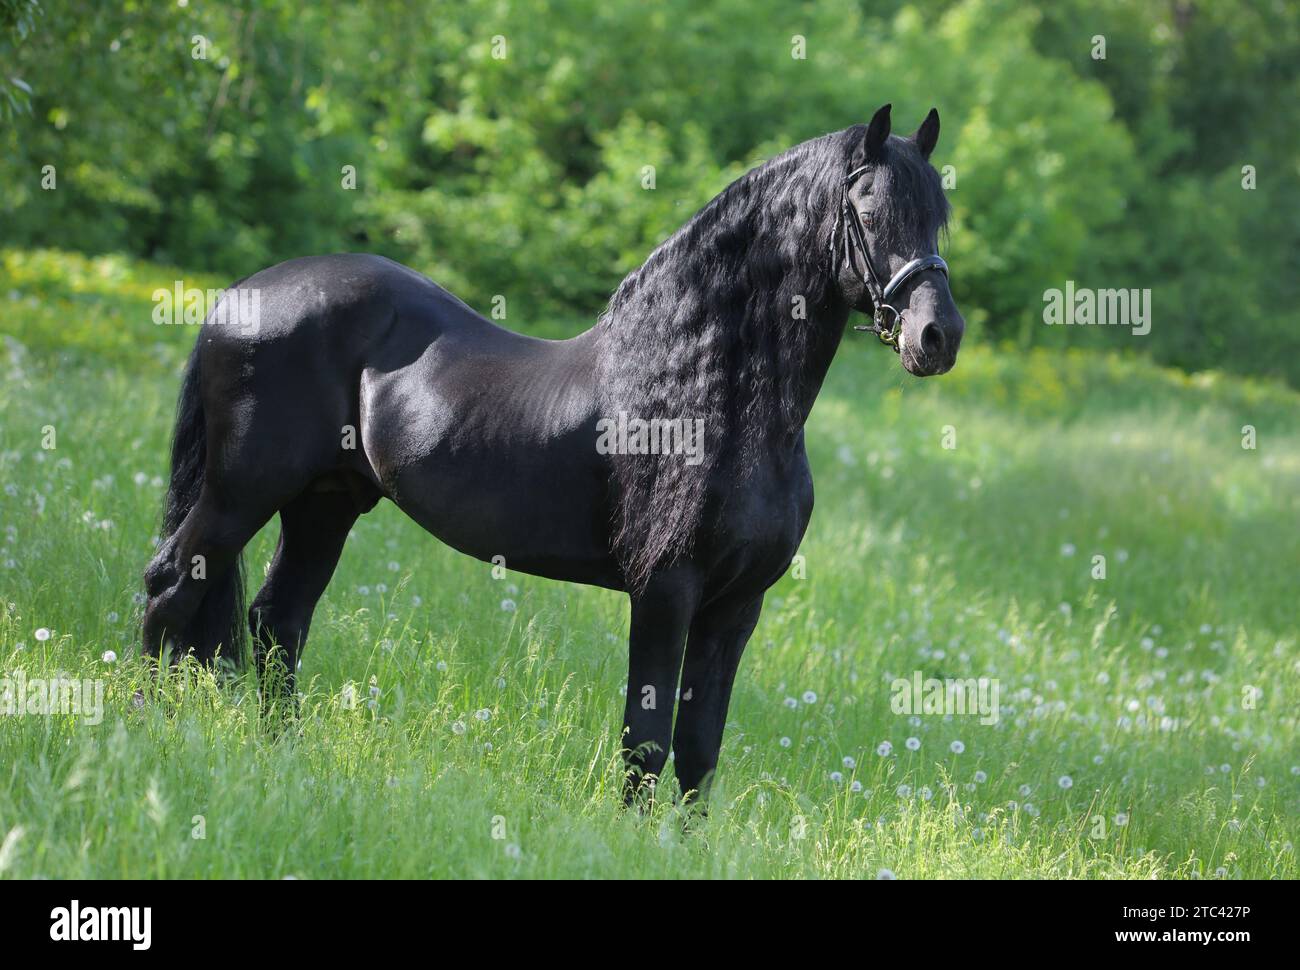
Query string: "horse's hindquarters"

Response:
xmin=195 ymin=252 xmax=624 ymax=590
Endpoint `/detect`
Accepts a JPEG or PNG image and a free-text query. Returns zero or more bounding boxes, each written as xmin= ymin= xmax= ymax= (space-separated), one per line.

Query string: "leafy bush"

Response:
xmin=1 ymin=0 xmax=1295 ymax=384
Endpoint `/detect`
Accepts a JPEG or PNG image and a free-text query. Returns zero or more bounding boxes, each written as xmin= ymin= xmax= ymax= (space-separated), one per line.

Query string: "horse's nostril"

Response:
xmin=920 ymin=322 xmax=944 ymax=358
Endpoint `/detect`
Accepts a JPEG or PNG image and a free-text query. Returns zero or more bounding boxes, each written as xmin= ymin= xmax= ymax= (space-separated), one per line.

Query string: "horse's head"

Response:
xmin=834 ymin=104 xmax=964 ymax=376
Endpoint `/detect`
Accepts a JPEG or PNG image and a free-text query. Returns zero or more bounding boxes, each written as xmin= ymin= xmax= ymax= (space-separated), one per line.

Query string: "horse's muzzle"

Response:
xmin=900 ymin=317 xmax=962 ymax=376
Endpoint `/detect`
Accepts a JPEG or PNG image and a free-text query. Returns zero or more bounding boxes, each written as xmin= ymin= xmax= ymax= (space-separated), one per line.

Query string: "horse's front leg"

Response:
xmin=671 ymin=595 xmax=764 ymax=804
xmin=620 ymin=568 xmax=701 ymax=805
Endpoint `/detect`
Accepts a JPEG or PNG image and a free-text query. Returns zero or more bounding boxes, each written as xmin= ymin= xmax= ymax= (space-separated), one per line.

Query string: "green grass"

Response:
xmin=1 ymin=248 xmax=1297 ymax=878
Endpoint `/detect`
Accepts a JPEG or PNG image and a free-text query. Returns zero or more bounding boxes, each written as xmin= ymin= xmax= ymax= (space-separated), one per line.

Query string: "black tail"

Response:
xmin=155 ymin=342 xmax=247 ymax=664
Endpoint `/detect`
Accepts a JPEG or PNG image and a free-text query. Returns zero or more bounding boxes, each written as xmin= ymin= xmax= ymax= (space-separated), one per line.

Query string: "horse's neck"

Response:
xmin=784 ymin=301 xmax=853 ymax=435
xmin=597 ymin=194 xmax=853 ymax=446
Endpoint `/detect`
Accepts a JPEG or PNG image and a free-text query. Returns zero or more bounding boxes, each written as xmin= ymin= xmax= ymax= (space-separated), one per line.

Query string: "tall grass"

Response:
xmin=0 ymin=250 xmax=1296 ymax=878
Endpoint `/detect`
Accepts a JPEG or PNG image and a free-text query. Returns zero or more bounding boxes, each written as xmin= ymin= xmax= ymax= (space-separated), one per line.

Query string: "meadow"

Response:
xmin=0 ymin=248 xmax=1297 ymax=879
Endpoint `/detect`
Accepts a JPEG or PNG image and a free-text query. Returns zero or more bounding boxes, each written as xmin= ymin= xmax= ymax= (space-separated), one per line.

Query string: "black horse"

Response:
xmin=143 ymin=104 xmax=964 ymax=802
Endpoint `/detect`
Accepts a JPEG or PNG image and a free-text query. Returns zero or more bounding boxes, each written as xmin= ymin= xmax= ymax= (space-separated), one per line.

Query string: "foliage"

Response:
xmin=1 ymin=0 xmax=1295 ymax=382
xmin=0 ymin=0 xmax=40 ymax=119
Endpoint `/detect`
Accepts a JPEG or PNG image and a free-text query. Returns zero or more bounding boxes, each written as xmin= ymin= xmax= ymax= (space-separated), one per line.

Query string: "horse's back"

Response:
xmin=210 ymin=252 xmax=474 ymax=342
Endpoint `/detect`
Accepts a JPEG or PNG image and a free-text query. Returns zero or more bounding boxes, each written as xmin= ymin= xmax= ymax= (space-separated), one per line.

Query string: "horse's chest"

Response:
xmin=703 ymin=452 xmax=814 ymax=589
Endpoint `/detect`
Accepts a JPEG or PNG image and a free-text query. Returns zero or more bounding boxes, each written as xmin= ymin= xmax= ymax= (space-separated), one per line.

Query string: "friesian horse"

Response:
xmin=143 ymin=104 xmax=964 ymax=802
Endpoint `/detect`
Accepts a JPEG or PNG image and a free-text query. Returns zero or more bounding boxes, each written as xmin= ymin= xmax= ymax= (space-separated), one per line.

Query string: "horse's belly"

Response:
xmin=355 ymin=321 xmax=623 ymax=587
xmin=377 ymin=432 xmax=623 ymax=589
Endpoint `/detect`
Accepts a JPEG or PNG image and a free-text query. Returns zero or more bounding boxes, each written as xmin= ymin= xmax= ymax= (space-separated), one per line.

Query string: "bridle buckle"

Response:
xmin=853 ymin=304 xmax=901 ymax=347
xmin=873 ymin=303 xmax=902 ymax=348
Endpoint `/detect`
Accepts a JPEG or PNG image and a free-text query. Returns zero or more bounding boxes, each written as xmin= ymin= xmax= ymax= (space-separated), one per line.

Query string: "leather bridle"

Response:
xmin=830 ymin=164 xmax=949 ymax=352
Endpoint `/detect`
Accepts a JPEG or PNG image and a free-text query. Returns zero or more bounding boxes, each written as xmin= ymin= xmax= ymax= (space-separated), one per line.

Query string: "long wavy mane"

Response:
xmin=598 ymin=124 xmax=948 ymax=590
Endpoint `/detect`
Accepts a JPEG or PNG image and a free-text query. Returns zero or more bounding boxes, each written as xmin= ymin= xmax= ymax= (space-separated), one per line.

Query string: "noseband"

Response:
xmin=830 ymin=164 xmax=949 ymax=352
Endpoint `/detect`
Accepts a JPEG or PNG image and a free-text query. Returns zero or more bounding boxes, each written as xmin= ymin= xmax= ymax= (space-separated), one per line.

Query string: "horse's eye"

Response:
xmin=858 ymin=211 xmax=872 ymax=228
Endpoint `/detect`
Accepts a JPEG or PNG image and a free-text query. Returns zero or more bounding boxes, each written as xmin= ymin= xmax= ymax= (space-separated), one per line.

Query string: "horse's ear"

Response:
xmin=913 ymin=107 xmax=940 ymax=160
xmin=861 ymin=103 xmax=892 ymax=161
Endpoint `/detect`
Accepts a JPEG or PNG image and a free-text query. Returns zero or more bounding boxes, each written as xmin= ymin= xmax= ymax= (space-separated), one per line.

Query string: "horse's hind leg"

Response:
xmin=143 ymin=490 xmax=271 ymax=664
xmin=249 ymin=479 xmax=377 ymax=698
